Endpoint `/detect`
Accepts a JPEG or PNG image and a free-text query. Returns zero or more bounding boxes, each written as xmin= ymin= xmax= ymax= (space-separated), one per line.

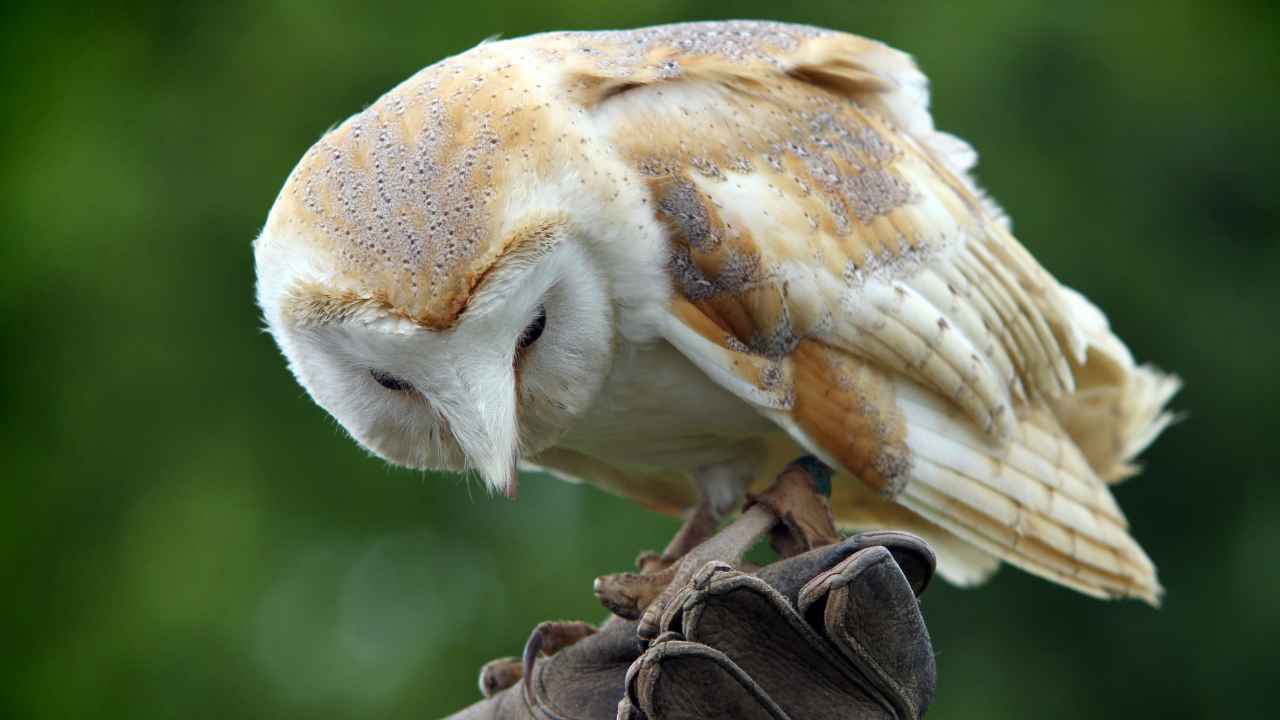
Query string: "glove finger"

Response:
xmin=478 ymin=656 xmax=522 ymax=698
xmin=800 ymin=546 xmax=936 ymax=719
xmin=653 ymin=560 xmax=735 ymax=638
xmin=675 ymin=568 xmax=896 ymax=718
xmin=521 ymin=620 xmax=598 ymax=689
xmin=449 ymin=620 xmax=641 ymax=719
xmin=625 ymin=637 xmax=790 ymax=719
xmin=755 ymin=531 xmax=936 ymax=607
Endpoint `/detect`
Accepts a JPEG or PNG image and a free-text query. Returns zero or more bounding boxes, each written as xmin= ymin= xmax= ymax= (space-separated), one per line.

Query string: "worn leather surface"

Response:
xmin=446 ymin=533 xmax=937 ymax=719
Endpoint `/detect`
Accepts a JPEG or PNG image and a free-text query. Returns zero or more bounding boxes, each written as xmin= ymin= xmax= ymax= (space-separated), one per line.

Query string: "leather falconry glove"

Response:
xmin=447 ymin=530 xmax=938 ymax=720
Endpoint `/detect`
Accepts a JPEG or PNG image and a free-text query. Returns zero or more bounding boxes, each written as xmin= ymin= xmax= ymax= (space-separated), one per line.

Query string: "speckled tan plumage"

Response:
xmin=572 ymin=23 xmax=1174 ymax=601
xmin=258 ymin=21 xmax=1178 ymax=604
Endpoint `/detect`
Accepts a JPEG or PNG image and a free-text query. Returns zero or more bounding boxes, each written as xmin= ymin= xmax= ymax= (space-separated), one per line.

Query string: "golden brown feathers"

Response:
xmin=577 ymin=22 xmax=1174 ymax=602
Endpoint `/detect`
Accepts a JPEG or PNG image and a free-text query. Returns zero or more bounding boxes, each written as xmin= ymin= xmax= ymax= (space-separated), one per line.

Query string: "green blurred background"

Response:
xmin=3 ymin=1 xmax=1276 ymax=717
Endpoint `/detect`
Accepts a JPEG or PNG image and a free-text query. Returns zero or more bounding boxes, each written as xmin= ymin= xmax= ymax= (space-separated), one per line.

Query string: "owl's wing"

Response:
xmin=580 ymin=25 xmax=1172 ymax=602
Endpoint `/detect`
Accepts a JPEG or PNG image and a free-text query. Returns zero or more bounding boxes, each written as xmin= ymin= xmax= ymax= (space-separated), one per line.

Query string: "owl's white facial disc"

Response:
xmin=257 ymin=234 xmax=615 ymax=497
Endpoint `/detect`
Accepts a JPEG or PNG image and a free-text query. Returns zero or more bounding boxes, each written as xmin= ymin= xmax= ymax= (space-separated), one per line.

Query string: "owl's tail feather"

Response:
xmin=1051 ymin=287 xmax=1182 ymax=483
xmin=890 ymin=379 xmax=1163 ymax=605
xmin=828 ymin=480 xmax=1002 ymax=588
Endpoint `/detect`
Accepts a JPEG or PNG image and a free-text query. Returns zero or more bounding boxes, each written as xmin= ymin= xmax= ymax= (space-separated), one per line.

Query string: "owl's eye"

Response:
xmin=516 ymin=305 xmax=547 ymax=354
xmin=370 ymin=369 xmax=414 ymax=392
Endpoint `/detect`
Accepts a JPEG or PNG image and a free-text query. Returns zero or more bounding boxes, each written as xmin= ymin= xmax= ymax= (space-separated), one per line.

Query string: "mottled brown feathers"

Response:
xmin=789 ymin=341 xmax=913 ymax=494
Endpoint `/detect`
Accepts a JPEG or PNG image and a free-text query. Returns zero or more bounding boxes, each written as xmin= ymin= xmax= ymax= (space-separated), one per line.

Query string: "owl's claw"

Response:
xmin=595 ymin=458 xmax=841 ymax=640
xmin=593 ymin=566 xmax=678 ymax=619
xmin=635 ymin=497 xmax=723 ymax=574
xmin=634 ymin=505 xmax=778 ymax=639
xmin=594 ymin=494 xmax=724 ymax=617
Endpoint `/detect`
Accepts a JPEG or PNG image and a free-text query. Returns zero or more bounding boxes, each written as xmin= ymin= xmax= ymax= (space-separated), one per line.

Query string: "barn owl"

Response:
xmin=255 ymin=21 xmax=1179 ymax=603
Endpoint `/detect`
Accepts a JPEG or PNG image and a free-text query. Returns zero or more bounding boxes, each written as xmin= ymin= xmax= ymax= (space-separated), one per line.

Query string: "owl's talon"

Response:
xmin=637 ymin=458 xmax=839 ymax=640
xmin=595 ymin=459 xmax=839 ymax=638
xmin=599 ymin=496 xmax=725 ymax=614
xmin=635 ymin=504 xmax=779 ymax=640
xmin=659 ymin=498 xmax=721 ymax=562
xmin=594 ymin=566 xmax=678 ymax=619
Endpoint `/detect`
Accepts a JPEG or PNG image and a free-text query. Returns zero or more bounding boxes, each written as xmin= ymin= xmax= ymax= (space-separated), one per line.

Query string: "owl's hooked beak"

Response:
xmin=442 ymin=357 xmax=521 ymax=500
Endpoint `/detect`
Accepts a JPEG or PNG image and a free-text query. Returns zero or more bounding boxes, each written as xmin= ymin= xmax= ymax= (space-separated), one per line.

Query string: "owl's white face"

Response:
xmin=257 ymin=232 xmax=616 ymax=497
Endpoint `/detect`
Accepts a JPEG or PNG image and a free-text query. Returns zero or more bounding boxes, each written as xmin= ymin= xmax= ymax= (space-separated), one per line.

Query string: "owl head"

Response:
xmin=253 ymin=41 xmax=668 ymax=496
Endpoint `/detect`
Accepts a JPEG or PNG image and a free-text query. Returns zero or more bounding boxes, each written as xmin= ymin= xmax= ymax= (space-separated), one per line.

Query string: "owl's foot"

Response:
xmin=635 ymin=498 xmax=721 ymax=574
xmin=593 ymin=494 xmax=723 ymax=616
xmin=594 ymin=457 xmax=841 ymax=639
xmin=593 ymin=565 xmax=677 ymax=619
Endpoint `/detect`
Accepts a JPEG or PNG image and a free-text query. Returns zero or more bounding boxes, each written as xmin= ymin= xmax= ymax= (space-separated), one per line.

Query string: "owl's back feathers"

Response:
xmin=558 ymin=21 xmax=1176 ymax=602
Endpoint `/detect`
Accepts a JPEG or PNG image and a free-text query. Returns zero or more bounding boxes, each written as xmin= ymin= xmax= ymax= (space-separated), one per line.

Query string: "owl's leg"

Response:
xmin=597 ymin=502 xmax=717 ymax=618
xmin=594 ymin=457 xmax=840 ymax=638
xmin=694 ymin=454 xmax=759 ymax=518
xmin=634 ymin=459 xmax=754 ymax=574
xmin=633 ymin=500 xmax=719 ymax=575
